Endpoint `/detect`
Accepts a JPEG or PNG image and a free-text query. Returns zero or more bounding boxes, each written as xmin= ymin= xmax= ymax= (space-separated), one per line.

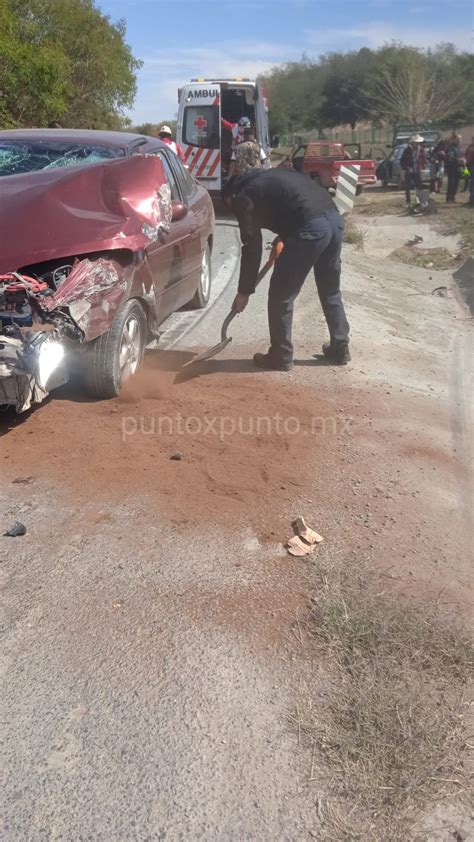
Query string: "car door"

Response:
xmin=145 ymin=149 xmax=200 ymax=321
xmin=392 ymin=146 xmax=406 ymax=184
xmin=291 ymin=145 xmax=306 ymax=173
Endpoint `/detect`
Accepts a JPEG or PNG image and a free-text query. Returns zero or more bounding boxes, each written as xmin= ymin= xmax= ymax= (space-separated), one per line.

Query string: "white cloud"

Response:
xmin=129 ymin=40 xmax=299 ymax=123
xmin=304 ymin=22 xmax=472 ymax=53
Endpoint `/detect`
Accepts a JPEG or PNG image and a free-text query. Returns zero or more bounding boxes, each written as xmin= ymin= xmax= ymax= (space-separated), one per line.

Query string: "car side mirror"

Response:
xmin=171 ymin=200 xmax=188 ymax=222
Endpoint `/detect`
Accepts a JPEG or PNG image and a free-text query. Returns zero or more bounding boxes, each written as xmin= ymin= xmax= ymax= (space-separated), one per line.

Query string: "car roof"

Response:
xmin=0 ymin=129 xmax=164 ymax=149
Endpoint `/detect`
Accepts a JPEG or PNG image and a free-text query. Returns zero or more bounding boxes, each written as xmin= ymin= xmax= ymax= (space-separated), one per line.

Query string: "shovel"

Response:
xmin=182 ymin=241 xmax=283 ymax=368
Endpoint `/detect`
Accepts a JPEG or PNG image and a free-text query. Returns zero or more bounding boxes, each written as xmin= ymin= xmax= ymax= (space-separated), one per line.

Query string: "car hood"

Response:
xmin=0 ymin=155 xmax=172 ymax=273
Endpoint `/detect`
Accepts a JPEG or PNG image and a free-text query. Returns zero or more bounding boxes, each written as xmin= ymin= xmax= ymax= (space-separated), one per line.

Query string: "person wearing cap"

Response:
xmin=221 ymin=115 xmax=251 ymax=146
xmin=222 ymin=168 xmax=350 ymax=370
xmin=400 ymin=135 xmax=425 ymax=206
xmin=158 ymin=125 xmax=185 ymax=163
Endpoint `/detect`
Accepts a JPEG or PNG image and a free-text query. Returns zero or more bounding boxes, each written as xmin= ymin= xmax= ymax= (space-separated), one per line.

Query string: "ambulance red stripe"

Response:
xmin=196 ymin=148 xmax=214 ymax=177
xmin=188 ymin=147 xmax=204 ymax=172
xmin=206 ymin=152 xmax=221 ymax=178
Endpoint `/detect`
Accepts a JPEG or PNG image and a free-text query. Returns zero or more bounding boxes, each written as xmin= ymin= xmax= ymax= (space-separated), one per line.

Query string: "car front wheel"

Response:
xmin=189 ymin=244 xmax=212 ymax=309
xmin=82 ymin=298 xmax=147 ymax=399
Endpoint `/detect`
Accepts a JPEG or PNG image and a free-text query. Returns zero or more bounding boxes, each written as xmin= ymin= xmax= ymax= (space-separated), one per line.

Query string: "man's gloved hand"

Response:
xmin=270 ymin=239 xmax=284 ymax=263
xmin=232 ymin=292 xmax=249 ymax=312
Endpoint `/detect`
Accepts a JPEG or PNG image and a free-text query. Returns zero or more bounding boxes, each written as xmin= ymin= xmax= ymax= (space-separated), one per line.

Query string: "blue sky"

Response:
xmin=99 ymin=0 xmax=473 ymax=124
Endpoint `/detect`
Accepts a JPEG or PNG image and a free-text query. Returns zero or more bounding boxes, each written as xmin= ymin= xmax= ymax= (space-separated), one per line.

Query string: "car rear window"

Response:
xmin=0 ymin=141 xmax=124 ymax=176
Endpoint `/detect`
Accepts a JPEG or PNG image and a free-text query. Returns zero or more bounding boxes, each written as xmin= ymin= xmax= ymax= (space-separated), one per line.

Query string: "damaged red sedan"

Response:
xmin=0 ymin=129 xmax=215 ymax=411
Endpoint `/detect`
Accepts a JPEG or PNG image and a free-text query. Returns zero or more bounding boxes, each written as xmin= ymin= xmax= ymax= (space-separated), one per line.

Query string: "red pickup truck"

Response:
xmin=279 ymin=141 xmax=377 ymax=192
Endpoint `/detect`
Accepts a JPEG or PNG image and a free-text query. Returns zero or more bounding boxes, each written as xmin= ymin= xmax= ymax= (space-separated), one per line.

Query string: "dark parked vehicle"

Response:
xmin=376 ymin=126 xmax=441 ymax=189
xmin=0 ymin=129 xmax=215 ymax=411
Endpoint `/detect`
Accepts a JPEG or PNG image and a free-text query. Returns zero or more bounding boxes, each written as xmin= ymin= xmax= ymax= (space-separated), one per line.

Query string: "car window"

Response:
xmin=292 ymin=146 xmax=306 ymax=159
xmin=167 ymin=152 xmax=198 ymax=200
xmin=183 ymin=105 xmax=219 ymax=149
xmin=0 ymin=140 xmax=124 ymax=176
xmin=156 ymin=152 xmax=180 ymax=201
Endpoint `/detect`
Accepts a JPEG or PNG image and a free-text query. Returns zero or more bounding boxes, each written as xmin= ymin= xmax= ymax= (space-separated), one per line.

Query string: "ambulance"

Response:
xmin=176 ymin=78 xmax=270 ymax=195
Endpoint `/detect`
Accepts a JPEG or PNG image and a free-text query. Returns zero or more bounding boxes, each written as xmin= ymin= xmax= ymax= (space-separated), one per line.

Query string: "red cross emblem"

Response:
xmin=194 ymin=115 xmax=207 ymax=131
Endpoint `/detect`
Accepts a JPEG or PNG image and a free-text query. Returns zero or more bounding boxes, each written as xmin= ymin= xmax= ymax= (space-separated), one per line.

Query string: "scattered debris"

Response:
xmin=12 ymin=476 xmax=34 ymax=484
xmin=170 ymin=452 xmax=183 ymax=461
xmin=286 ymin=535 xmax=315 ymax=557
xmin=285 ymin=516 xmax=324 ymax=556
xmin=3 ymin=521 xmax=26 ymax=537
xmin=432 ymin=286 xmax=448 ymax=297
xmin=406 ymin=235 xmax=423 ymax=246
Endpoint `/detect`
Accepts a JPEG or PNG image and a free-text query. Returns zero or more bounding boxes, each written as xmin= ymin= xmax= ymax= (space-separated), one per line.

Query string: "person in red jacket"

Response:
xmin=158 ymin=125 xmax=185 ymax=163
xmin=400 ymin=134 xmax=426 ymax=206
xmin=221 ymin=115 xmax=251 ymax=146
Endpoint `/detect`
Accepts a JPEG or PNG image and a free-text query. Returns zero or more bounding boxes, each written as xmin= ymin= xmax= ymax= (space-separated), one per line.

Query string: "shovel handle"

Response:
xmin=221 ymin=246 xmax=283 ymax=342
xmin=221 ymin=309 xmax=238 ymax=342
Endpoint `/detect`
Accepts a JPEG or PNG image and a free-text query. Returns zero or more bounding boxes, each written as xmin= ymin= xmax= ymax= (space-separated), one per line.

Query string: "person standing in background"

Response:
xmin=445 ymin=132 xmax=463 ymax=203
xmin=228 ymin=127 xmax=267 ymax=178
xmin=400 ymin=135 xmax=425 ymax=207
xmin=158 ymin=125 xmax=185 ymax=163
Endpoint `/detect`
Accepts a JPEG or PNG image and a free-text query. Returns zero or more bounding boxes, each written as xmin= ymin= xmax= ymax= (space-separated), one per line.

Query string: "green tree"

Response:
xmin=132 ymin=121 xmax=177 ymax=137
xmin=0 ymin=0 xmax=70 ymax=127
xmin=1 ymin=0 xmax=141 ymax=129
xmin=368 ymin=43 xmax=469 ymax=125
xmin=319 ymin=49 xmax=375 ymax=130
xmin=264 ymin=56 xmax=326 ymax=137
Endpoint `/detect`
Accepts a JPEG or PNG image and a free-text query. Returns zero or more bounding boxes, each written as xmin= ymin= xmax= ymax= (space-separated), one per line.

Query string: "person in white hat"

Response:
xmin=400 ymin=134 xmax=426 ymax=206
xmin=158 ymin=126 xmax=185 ymax=163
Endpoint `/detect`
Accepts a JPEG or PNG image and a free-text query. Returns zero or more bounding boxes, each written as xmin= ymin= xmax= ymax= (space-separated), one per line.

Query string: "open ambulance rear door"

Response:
xmin=177 ymin=83 xmax=222 ymax=194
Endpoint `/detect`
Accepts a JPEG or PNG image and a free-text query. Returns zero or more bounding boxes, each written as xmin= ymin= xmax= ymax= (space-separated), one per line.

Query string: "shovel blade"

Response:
xmin=182 ymin=337 xmax=232 ymax=367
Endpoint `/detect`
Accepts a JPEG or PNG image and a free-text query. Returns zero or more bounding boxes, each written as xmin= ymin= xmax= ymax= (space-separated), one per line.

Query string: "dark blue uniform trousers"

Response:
xmin=267 ymin=210 xmax=350 ymax=366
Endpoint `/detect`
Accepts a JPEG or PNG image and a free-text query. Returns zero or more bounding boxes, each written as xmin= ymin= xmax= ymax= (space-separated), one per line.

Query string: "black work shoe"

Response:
xmin=322 ymin=341 xmax=351 ymax=365
xmin=253 ymin=352 xmax=293 ymax=371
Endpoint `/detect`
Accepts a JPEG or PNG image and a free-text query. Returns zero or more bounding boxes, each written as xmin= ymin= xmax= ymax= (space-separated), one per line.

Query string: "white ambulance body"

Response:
xmin=176 ymin=78 xmax=270 ymax=195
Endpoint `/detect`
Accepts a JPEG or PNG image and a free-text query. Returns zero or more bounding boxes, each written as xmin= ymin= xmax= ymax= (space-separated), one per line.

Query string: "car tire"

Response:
xmin=355 ymin=184 xmax=363 ymax=196
xmin=189 ymin=244 xmax=212 ymax=309
xmin=82 ymin=298 xmax=147 ymax=399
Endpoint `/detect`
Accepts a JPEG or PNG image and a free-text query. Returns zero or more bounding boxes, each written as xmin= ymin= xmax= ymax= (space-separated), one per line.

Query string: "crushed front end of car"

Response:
xmin=0 ymin=271 xmax=80 ymax=412
xmin=0 ymin=155 xmax=172 ymax=412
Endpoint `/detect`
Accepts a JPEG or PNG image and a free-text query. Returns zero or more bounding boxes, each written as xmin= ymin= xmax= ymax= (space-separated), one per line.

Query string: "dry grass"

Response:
xmin=343 ymin=219 xmax=365 ymax=250
xmin=293 ymin=557 xmax=473 ymax=841
xmin=390 ymin=245 xmax=460 ymax=270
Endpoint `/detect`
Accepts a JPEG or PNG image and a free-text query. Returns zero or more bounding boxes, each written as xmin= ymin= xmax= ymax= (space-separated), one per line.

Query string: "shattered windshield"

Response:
xmin=0 ymin=141 xmax=125 ymax=176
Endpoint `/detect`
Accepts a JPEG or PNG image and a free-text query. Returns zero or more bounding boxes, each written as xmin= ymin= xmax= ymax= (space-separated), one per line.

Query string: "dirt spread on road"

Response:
xmin=1 ymin=346 xmax=471 ymax=618
xmin=1 ymin=355 xmax=339 ymax=530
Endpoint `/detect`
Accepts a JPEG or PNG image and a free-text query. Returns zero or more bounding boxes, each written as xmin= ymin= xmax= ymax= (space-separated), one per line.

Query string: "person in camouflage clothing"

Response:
xmin=229 ymin=128 xmax=267 ymax=177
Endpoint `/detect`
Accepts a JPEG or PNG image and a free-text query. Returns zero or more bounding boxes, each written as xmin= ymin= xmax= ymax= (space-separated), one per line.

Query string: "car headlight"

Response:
xmin=36 ymin=339 xmax=65 ymax=391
